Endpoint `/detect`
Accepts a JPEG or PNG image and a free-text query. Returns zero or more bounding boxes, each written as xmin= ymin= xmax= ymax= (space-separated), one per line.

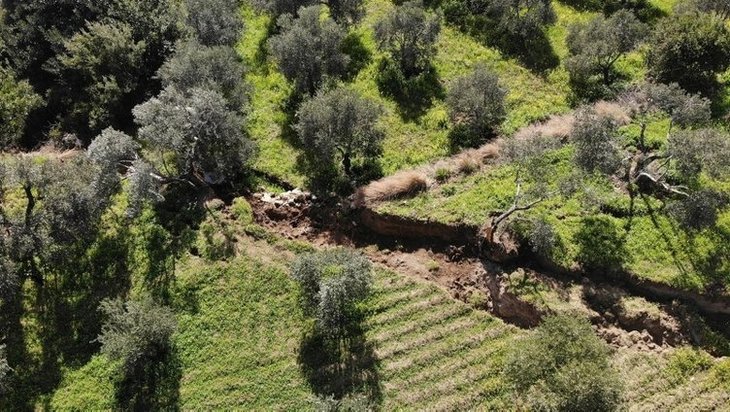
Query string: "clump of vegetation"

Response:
xmin=646 ymin=13 xmax=730 ymax=97
xmin=291 ymin=249 xmax=372 ymax=339
xmin=504 ymin=315 xmax=622 ymax=411
xmin=446 ymin=65 xmax=507 ymax=149
xmin=268 ymin=5 xmax=349 ymax=96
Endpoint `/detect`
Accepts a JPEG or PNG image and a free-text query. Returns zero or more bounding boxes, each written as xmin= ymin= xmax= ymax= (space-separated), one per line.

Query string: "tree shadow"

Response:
xmin=115 ymin=346 xmax=182 ymax=411
xmin=298 ymin=322 xmax=382 ymax=406
xmin=342 ymin=32 xmax=372 ymax=82
xmin=574 ymin=215 xmax=628 ymax=275
xmin=501 ymin=33 xmax=560 ymax=74
xmin=443 ymin=11 xmax=559 ymax=74
xmin=557 ymin=0 xmax=666 ymax=22
xmin=376 ymin=59 xmax=444 ymax=121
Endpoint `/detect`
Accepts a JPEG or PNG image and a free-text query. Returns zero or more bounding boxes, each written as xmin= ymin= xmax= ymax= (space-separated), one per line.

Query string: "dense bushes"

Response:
xmin=504 ymin=315 xmax=622 ymax=411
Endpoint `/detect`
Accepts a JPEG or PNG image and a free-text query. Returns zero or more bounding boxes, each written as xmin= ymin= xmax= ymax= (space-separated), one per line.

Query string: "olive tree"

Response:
xmin=677 ymin=0 xmax=730 ymax=20
xmin=504 ymin=315 xmax=622 ymax=411
xmin=566 ymin=10 xmax=646 ymax=97
xmin=291 ymin=249 xmax=372 ymax=339
xmin=296 ymin=87 xmax=384 ymax=178
xmin=268 ymin=5 xmax=349 ymax=96
xmin=571 ymin=108 xmax=622 ymax=175
xmin=133 ymin=86 xmax=254 ymax=186
xmin=251 ymin=0 xmax=315 ymax=17
xmin=98 ymin=297 xmax=177 ymax=373
xmin=328 ymin=0 xmax=365 ymax=24
xmin=374 ymin=1 xmax=440 ymax=78
xmin=185 ymin=0 xmax=243 ymax=47
xmin=646 ymin=13 xmax=730 ymax=96
xmin=489 ymin=0 xmax=556 ymax=41
xmin=446 ymin=65 xmax=507 ymax=148
xmin=157 ymin=41 xmax=248 ymax=110
xmin=0 ymin=154 xmax=116 ymax=289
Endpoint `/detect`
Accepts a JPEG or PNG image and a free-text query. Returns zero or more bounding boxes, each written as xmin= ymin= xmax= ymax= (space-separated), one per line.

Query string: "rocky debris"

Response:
xmin=256 ymin=188 xmax=314 ymax=208
xmin=598 ymin=327 xmax=663 ymax=352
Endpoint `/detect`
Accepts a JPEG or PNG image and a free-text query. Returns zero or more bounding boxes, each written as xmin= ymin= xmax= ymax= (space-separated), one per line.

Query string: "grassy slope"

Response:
xmin=49 ymin=233 xmax=730 ymax=410
xmin=50 ymin=236 xmax=520 ymax=410
xmin=242 ymin=0 xmax=594 ymax=185
xmin=241 ymin=0 xmax=689 ymax=186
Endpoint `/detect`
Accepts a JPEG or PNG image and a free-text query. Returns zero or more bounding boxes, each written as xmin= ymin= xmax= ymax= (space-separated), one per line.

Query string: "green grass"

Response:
xmin=49 ymin=236 xmax=521 ymax=410
xmin=49 ymin=233 xmax=730 ymax=410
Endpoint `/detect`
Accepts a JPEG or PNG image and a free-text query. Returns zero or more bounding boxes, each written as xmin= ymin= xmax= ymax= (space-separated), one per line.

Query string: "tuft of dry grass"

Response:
xmin=354 ymin=171 xmax=429 ymax=207
xmin=593 ymin=100 xmax=631 ymax=125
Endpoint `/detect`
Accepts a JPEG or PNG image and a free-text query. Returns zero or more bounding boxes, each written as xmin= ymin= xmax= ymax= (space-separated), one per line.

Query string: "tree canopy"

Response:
xmin=374 ymin=1 xmax=441 ymax=78
xmin=296 ymin=86 xmax=384 ymax=179
xmin=268 ymin=5 xmax=349 ymax=96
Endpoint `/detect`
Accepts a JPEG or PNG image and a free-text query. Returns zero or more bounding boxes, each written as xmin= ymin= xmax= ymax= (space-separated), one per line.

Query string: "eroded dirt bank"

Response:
xmin=249 ymin=193 xmax=729 ymax=353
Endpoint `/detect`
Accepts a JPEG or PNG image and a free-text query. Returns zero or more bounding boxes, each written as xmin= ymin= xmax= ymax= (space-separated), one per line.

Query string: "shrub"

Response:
xmin=504 ymin=315 xmax=622 ymax=411
xmin=291 ymin=249 xmax=372 ymax=338
xmin=446 ymin=65 xmax=506 ymax=149
xmin=666 ymin=347 xmax=713 ymax=384
xmin=646 ymin=13 xmax=730 ymax=97
xmin=197 ymin=218 xmax=236 ymax=261
xmin=711 ymin=358 xmax=730 ymax=388
xmin=98 ymin=298 xmax=177 ymax=373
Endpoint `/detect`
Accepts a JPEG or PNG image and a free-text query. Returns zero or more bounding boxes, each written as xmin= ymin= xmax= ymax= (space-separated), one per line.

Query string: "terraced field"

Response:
xmin=616 ymin=349 xmax=730 ymax=411
xmin=366 ymin=270 xmax=518 ymax=410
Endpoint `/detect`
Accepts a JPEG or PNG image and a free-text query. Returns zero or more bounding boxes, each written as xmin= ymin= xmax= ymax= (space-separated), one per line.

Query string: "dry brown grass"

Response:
xmin=513 ymin=113 xmax=575 ymax=141
xmin=593 ymin=100 xmax=631 ymax=125
xmin=354 ymin=170 xmax=429 ymax=207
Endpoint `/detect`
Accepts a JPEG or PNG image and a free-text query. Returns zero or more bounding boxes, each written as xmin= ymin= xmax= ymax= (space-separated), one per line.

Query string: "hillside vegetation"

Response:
xmin=1 ymin=0 xmax=730 ymax=410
